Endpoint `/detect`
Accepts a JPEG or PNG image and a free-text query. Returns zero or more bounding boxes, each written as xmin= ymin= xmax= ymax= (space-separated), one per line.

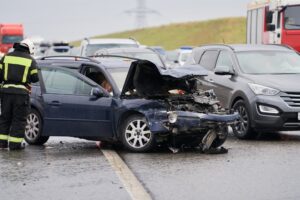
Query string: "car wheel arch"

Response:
xmin=230 ymin=91 xmax=250 ymax=110
xmin=117 ymin=110 xmax=146 ymax=138
xmin=29 ymin=105 xmax=44 ymax=125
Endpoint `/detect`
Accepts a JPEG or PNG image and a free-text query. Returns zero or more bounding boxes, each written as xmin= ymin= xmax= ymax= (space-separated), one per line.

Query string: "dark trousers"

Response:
xmin=0 ymin=93 xmax=29 ymax=144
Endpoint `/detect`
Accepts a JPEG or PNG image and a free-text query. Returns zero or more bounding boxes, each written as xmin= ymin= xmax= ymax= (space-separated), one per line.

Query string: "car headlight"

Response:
xmin=168 ymin=112 xmax=178 ymax=124
xmin=248 ymin=83 xmax=280 ymax=96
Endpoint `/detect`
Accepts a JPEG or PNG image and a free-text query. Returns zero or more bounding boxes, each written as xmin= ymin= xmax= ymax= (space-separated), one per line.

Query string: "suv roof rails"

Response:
xmin=38 ymin=56 xmax=99 ymax=63
xmin=129 ymin=37 xmax=140 ymax=45
xmin=90 ymin=54 xmax=141 ymax=61
xmin=266 ymin=44 xmax=294 ymax=50
xmin=200 ymin=44 xmax=234 ymax=50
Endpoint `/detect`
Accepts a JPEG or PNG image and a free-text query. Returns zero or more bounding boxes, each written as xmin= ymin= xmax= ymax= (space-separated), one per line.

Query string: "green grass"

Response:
xmin=71 ymin=17 xmax=246 ymax=50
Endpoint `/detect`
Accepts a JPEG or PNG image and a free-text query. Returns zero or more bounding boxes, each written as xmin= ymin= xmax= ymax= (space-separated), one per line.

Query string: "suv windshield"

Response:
xmin=2 ymin=35 xmax=23 ymax=44
xmin=236 ymin=51 xmax=300 ymax=74
xmin=86 ymin=44 xmax=138 ymax=56
xmin=284 ymin=6 xmax=300 ymax=30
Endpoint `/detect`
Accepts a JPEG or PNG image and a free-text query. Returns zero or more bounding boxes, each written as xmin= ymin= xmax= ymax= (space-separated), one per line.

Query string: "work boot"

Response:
xmin=9 ymin=142 xmax=25 ymax=151
xmin=0 ymin=141 xmax=8 ymax=149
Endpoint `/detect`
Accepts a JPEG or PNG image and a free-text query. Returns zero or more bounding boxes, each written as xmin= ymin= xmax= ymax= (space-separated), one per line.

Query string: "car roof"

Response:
xmin=95 ymin=47 xmax=156 ymax=54
xmin=198 ymin=44 xmax=294 ymax=52
xmin=36 ymin=56 xmax=131 ymax=70
xmin=83 ymin=38 xmax=138 ymax=45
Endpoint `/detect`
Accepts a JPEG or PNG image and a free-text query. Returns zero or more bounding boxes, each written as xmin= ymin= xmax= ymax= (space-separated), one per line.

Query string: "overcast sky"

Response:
xmin=1 ymin=0 xmax=250 ymax=41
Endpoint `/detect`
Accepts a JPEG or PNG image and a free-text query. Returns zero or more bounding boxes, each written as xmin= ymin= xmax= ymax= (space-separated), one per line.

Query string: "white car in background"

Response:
xmin=43 ymin=43 xmax=72 ymax=57
xmin=79 ymin=38 xmax=140 ymax=57
xmin=166 ymin=46 xmax=193 ymax=68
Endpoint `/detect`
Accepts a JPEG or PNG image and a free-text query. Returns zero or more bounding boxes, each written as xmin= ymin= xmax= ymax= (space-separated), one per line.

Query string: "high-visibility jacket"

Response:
xmin=0 ymin=49 xmax=39 ymax=95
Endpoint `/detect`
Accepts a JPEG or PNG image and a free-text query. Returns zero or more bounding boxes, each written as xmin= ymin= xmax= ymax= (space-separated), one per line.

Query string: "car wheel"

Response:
xmin=121 ymin=114 xmax=155 ymax=152
xmin=232 ymin=100 xmax=257 ymax=139
xmin=211 ymin=128 xmax=228 ymax=148
xmin=25 ymin=109 xmax=49 ymax=145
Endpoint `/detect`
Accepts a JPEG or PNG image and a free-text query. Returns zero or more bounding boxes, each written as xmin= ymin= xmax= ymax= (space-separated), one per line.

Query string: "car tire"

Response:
xmin=211 ymin=132 xmax=227 ymax=148
xmin=25 ymin=109 xmax=49 ymax=145
xmin=121 ymin=114 xmax=156 ymax=152
xmin=232 ymin=100 xmax=258 ymax=139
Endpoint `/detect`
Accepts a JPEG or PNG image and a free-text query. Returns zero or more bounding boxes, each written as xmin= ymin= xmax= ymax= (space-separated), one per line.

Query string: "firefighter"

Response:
xmin=0 ymin=39 xmax=39 ymax=150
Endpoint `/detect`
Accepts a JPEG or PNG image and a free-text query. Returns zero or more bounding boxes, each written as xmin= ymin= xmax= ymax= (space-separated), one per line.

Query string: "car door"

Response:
xmin=198 ymin=50 xmax=220 ymax=91
xmin=40 ymin=67 xmax=114 ymax=138
xmin=209 ymin=50 xmax=237 ymax=109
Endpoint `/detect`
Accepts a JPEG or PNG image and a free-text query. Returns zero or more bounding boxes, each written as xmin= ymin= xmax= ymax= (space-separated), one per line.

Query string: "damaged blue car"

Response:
xmin=25 ymin=58 xmax=239 ymax=152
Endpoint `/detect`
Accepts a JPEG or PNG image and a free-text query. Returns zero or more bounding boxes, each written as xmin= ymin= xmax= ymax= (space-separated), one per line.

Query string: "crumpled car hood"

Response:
xmin=121 ymin=60 xmax=208 ymax=98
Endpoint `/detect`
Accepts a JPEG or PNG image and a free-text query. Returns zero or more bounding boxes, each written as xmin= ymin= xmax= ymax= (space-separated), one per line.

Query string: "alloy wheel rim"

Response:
xmin=25 ymin=113 xmax=40 ymax=141
xmin=235 ymin=105 xmax=248 ymax=136
xmin=125 ymin=119 xmax=151 ymax=149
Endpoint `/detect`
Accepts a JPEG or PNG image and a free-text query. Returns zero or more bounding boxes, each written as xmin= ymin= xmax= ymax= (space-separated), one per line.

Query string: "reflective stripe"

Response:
xmin=8 ymin=136 xmax=23 ymax=143
xmin=4 ymin=63 xmax=8 ymax=81
xmin=30 ymin=69 xmax=38 ymax=75
xmin=3 ymin=56 xmax=32 ymax=83
xmin=4 ymin=56 xmax=32 ymax=67
xmin=0 ymin=134 xmax=8 ymax=141
xmin=22 ymin=65 xmax=30 ymax=83
xmin=3 ymin=84 xmax=28 ymax=91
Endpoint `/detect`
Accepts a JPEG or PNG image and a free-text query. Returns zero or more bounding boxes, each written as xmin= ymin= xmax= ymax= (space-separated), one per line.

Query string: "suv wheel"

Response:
xmin=121 ymin=114 xmax=155 ymax=152
xmin=232 ymin=100 xmax=257 ymax=139
xmin=25 ymin=109 xmax=49 ymax=145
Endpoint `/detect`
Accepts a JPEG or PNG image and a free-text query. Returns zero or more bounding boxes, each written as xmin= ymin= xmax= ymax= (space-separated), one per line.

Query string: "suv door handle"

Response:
xmin=48 ymin=101 xmax=62 ymax=106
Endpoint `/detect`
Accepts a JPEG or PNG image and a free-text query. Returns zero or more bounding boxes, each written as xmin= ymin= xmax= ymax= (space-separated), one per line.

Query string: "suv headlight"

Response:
xmin=248 ymin=83 xmax=280 ymax=96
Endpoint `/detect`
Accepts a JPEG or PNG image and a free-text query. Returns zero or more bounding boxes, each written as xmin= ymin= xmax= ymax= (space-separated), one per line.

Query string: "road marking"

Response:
xmin=101 ymin=149 xmax=152 ymax=200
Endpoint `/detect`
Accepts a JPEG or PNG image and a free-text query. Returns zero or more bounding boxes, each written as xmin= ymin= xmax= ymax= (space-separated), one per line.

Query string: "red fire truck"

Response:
xmin=0 ymin=24 xmax=24 ymax=55
xmin=247 ymin=0 xmax=300 ymax=52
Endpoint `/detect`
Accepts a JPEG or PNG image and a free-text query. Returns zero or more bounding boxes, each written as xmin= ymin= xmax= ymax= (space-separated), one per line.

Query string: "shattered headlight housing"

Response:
xmin=168 ymin=112 xmax=178 ymax=124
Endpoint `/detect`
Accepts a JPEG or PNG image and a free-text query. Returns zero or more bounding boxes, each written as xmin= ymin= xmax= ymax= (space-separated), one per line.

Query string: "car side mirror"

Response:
xmin=214 ymin=65 xmax=234 ymax=76
xmin=91 ymin=87 xmax=107 ymax=98
xmin=174 ymin=60 xmax=179 ymax=64
xmin=266 ymin=11 xmax=274 ymax=24
xmin=266 ymin=24 xmax=276 ymax=31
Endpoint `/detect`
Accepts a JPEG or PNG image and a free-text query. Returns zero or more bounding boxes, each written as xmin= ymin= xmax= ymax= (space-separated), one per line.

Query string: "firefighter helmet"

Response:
xmin=20 ymin=39 xmax=35 ymax=55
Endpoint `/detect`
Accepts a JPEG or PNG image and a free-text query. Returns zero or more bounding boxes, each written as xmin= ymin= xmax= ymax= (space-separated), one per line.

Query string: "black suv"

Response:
xmin=186 ymin=44 xmax=300 ymax=139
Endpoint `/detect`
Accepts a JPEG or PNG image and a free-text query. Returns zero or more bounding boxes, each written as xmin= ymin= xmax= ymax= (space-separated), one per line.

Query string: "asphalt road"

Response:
xmin=1 ymin=132 xmax=300 ymax=200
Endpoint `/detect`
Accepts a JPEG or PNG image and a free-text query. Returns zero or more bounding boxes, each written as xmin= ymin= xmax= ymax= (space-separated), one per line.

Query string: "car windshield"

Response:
xmin=284 ymin=6 xmax=300 ymax=30
xmin=2 ymin=35 xmax=23 ymax=44
xmin=86 ymin=44 xmax=138 ymax=56
xmin=109 ymin=52 xmax=164 ymax=67
xmin=107 ymin=68 xmax=129 ymax=91
xmin=236 ymin=51 xmax=300 ymax=74
xmin=166 ymin=51 xmax=179 ymax=61
xmin=179 ymin=52 xmax=192 ymax=62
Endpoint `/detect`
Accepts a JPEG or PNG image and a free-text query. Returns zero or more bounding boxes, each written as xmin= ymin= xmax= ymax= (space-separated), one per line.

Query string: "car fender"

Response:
xmin=114 ymin=99 xmax=169 ymax=137
xmin=229 ymin=90 xmax=251 ymax=109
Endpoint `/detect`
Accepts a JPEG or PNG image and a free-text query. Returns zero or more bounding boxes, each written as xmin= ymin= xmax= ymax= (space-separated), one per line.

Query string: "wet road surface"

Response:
xmin=0 ymin=138 xmax=130 ymax=200
xmin=1 ymin=133 xmax=300 ymax=200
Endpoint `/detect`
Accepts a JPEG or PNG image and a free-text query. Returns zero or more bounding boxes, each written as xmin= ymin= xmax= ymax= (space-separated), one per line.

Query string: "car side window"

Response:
xmin=41 ymin=68 xmax=93 ymax=96
xmin=216 ymin=51 xmax=234 ymax=69
xmin=199 ymin=50 xmax=219 ymax=71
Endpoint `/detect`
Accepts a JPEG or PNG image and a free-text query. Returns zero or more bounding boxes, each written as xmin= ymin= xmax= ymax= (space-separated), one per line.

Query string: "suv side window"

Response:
xmin=41 ymin=68 xmax=93 ymax=95
xmin=199 ymin=50 xmax=219 ymax=71
xmin=216 ymin=51 xmax=234 ymax=69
